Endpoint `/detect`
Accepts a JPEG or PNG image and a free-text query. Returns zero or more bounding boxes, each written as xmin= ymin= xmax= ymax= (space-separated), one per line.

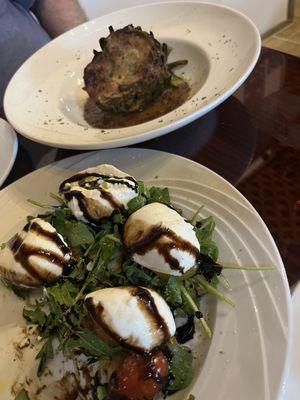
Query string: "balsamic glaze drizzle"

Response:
xmin=8 ymin=221 xmax=74 ymax=283
xmin=175 ymin=315 xmax=195 ymax=344
xmin=133 ymin=287 xmax=170 ymax=343
xmin=126 ymin=225 xmax=200 ymax=273
xmin=59 ymin=172 xmax=138 ymax=193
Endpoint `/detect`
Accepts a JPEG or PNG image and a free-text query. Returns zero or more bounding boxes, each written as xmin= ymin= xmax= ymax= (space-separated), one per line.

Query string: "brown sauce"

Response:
xmin=126 ymin=226 xmax=200 ymax=274
xmin=83 ymin=82 xmax=190 ymax=129
xmin=143 ymin=350 xmax=169 ymax=385
xmin=133 ymin=287 xmax=170 ymax=344
xmin=63 ymin=189 xmax=124 ymax=225
xmin=60 ymin=172 xmax=138 ymax=193
xmin=26 ymin=221 xmax=71 ymax=256
xmin=175 ymin=315 xmax=195 ymax=344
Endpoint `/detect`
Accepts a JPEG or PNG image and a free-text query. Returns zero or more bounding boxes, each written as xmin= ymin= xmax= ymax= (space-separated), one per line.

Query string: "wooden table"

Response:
xmin=4 ymin=47 xmax=300 ymax=286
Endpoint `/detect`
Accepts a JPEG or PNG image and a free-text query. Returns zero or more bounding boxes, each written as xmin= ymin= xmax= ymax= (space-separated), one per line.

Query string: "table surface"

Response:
xmin=3 ymin=47 xmax=300 ymax=286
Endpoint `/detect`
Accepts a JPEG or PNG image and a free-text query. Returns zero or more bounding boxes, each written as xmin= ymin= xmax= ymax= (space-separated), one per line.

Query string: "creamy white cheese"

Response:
xmin=86 ymin=286 xmax=176 ymax=352
xmin=59 ymin=164 xmax=138 ymax=224
xmin=124 ymin=202 xmax=200 ymax=276
xmin=0 ymin=218 xmax=72 ymax=287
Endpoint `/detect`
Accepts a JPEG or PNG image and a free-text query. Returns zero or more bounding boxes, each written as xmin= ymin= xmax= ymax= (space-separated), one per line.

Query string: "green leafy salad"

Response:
xmin=0 ymin=164 xmax=246 ymax=400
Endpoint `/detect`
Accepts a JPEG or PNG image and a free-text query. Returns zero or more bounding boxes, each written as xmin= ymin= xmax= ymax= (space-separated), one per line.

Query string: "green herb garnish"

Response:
xmin=167 ymin=343 xmax=194 ymax=392
xmin=14 ymin=389 xmax=30 ymax=400
xmin=96 ymin=385 xmax=109 ymax=400
xmin=1 ymin=278 xmax=28 ymax=299
xmin=186 ymin=395 xmax=196 ymax=400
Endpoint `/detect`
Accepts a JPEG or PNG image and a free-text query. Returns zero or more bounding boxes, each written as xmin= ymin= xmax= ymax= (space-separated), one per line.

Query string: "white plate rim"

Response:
xmin=3 ymin=1 xmax=261 ymax=150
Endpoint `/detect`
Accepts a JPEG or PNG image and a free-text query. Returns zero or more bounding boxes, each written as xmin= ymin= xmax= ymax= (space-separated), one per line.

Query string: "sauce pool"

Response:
xmin=83 ymin=82 xmax=190 ymax=129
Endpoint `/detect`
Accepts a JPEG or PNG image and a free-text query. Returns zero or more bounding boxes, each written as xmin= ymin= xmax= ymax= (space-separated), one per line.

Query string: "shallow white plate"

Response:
xmin=0 ymin=118 xmax=18 ymax=187
xmin=0 ymin=149 xmax=290 ymax=399
xmin=283 ymin=282 xmax=300 ymax=400
xmin=4 ymin=2 xmax=260 ymax=150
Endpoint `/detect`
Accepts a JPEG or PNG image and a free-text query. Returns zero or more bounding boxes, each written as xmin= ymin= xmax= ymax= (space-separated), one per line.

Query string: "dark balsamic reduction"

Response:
xmin=175 ymin=315 xmax=195 ymax=344
xmin=133 ymin=287 xmax=170 ymax=343
xmin=141 ymin=350 xmax=169 ymax=386
xmin=127 ymin=226 xmax=200 ymax=273
xmin=197 ymin=253 xmax=222 ymax=282
xmin=30 ymin=221 xmax=71 ymax=256
xmin=59 ymin=172 xmax=138 ymax=193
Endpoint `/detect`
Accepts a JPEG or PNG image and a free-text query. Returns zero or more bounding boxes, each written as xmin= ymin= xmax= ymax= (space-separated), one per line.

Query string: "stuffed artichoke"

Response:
xmin=83 ymin=25 xmax=179 ymax=114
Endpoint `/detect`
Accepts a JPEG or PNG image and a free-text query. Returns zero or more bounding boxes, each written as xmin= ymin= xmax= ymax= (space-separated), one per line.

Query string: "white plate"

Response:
xmin=283 ymin=282 xmax=300 ymax=400
xmin=0 ymin=118 xmax=18 ymax=187
xmin=0 ymin=149 xmax=290 ymax=399
xmin=4 ymin=2 xmax=260 ymax=150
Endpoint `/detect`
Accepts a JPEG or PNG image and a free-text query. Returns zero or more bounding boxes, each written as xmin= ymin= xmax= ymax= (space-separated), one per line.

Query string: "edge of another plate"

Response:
xmin=0 ymin=118 xmax=18 ymax=187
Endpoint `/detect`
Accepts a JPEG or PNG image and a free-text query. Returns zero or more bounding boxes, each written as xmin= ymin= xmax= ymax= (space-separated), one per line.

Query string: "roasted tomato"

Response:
xmin=109 ymin=350 xmax=169 ymax=400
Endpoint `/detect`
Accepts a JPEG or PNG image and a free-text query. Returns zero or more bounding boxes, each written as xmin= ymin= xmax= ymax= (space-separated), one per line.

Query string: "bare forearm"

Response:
xmin=33 ymin=0 xmax=87 ymax=38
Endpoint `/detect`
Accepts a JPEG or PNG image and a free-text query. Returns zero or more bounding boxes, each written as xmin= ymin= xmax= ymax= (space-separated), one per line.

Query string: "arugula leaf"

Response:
xmin=170 ymin=74 xmax=186 ymax=87
xmin=51 ymin=208 xmax=70 ymax=238
xmin=66 ymin=330 xmax=120 ymax=359
xmin=165 ymin=276 xmax=182 ymax=305
xmin=47 ymin=293 xmax=64 ymax=318
xmin=179 ymin=283 xmax=212 ymax=338
xmin=47 ymin=281 xmax=79 ymax=307
xmin=36 ymin=337 xmax=54 ymax=377
xmin=14 ymin=389 xmax=29 ymax=400
xmin=198 ymin=254 xmax=222 ymax=282
xmin=0 ymin=278 xmax=28 ymax=299
xmin=112 ymin=213 xmax=126 ymax=225
xmin=100 ymin=234 xmax=122 ymax=262
xmin=23 ymin=306 xmax=46 ymax=326
xmin=174 ymin=307 xmax=188 ymax=319
xmin=147 ymin=186 xmax=170 ymax=205
xmin=36 ymin=293 xmax=67 ymax=340
xmin=167 ymin=344 xmax=194 ymax=392
xmin=66 ymin=221 xmax=94 ymax=248
xmin=123 ymin=262 xmax=162 ymax=288
xmin=49 ymin=192 xmax=67 ymax=206
xmin=195 ymin=216 xmax=218 ymax=262
xmin=195 ymin=216 xmax=215 ymax=242
xmin=65 ymin=301 xmax=89 ymax=330
xmin=137 ymin=181 xmax=148 ymax=196
xmin=51 ymin=208 xmax=95 ymax=249
xmin=127 ymin=195 xmax=147 ymax=214
xmin=27 ymin=198 xmax=56 ymax=209
xmin=200 ymin=241 xmax=218 ymax=262
xmin=96 ymin=385 xmax=109 ymax=400
xmin=195 ymin=275 xmax=234 ymax=307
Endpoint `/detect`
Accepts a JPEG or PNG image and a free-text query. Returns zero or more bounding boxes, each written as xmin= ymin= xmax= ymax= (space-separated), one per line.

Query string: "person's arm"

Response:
xmin=32 ymin=0 xmax=87 ymax=38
